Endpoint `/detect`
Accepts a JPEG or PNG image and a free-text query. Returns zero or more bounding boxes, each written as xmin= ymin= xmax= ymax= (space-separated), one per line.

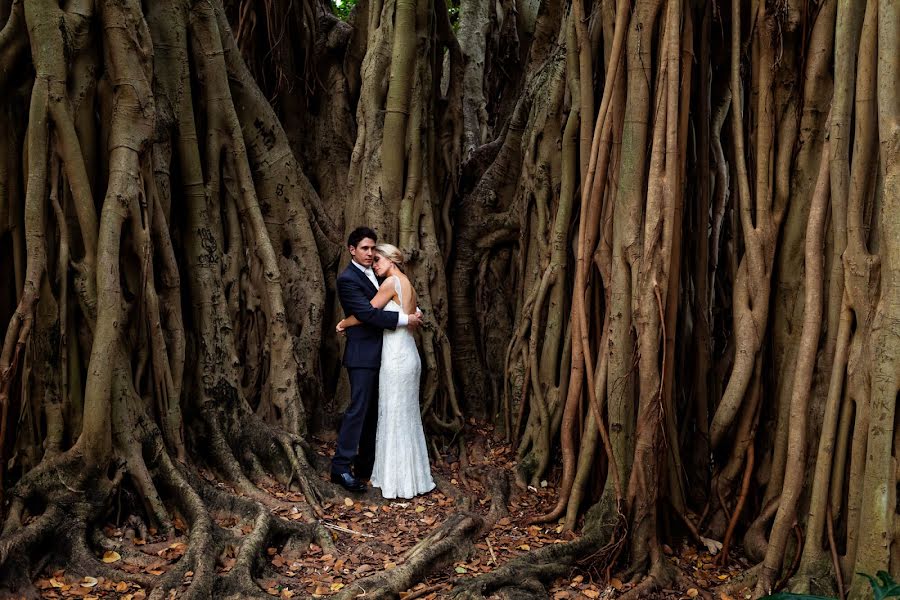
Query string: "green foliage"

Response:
xmin=447 ymin=0 xmax=459 ymax=32
xmin=330 ymin=0 xmax=458 ymax=29
xmin=760 ymin=571 xmax=900 ymax=600
xmin=331 ymin=0 xmax=358 ymax=21
xmin=859 ymin=571 xmax=900 ymax=600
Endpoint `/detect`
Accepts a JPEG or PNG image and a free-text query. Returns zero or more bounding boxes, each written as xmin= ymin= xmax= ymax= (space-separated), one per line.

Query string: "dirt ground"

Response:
xmin=33 ymin=426 xmax=753 ymax=600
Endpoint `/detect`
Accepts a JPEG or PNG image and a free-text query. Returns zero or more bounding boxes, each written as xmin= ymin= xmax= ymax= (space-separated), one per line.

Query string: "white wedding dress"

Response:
xmin=370 ymin=276 xmax=436 ymax=499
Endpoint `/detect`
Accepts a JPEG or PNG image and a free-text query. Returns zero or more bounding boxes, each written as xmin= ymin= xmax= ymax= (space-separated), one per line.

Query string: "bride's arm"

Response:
xmin=337 ymin=314 xmax=362 ymax=331
xmin=368 ymin=278 xmax=397 ymax=309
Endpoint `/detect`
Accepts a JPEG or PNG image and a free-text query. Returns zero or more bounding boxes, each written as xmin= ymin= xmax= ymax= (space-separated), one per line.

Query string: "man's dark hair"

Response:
xmin=348 ymin=226 xmax=378 ymax=248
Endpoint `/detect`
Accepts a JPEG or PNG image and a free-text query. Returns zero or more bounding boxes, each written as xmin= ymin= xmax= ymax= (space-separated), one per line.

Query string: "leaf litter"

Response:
xmin=33 ymin=426 xmax=750 ymax=599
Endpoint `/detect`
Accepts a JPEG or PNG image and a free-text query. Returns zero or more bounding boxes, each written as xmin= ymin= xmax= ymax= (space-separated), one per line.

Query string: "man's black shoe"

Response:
xmin=331 ymin=471 xmax=367 ymax=492
xmin=351 ymin=462 xmax=375 ymax=481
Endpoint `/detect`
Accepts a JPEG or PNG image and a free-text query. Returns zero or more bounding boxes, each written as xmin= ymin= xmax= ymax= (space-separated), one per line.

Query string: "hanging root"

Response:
xmin=0 ymin=1 xmax=349 ymax=598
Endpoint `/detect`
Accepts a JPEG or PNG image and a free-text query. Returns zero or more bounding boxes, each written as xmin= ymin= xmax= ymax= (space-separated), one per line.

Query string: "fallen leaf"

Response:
xmin=102 ymin=551 xmax=121 ymax=563
xmin=116 ymin=581 xmax=129 ymax=592
xmin=687 ymin=588 xmax=700 ymax=598
xmin=330 ymin=583 xmax=344 ymax=591
xmin=81 ymin=577 xmax=99 ymax=588
xmin=700 ymin=536 xmax=723 ymax=555
xmin=415 ymin=505 xmax=426 ymax=513
xmin=344 ymin=497 xmax=354 ymax=507
xmin=50 ymin=578 xmax=65 ymax=589
xmin=454 ymin=566 xmax=467 ymax=574
xmin=583 ymin=590 xmax=600 ymax=599
xmin=610 ymin=577 xmax=623 ymax=590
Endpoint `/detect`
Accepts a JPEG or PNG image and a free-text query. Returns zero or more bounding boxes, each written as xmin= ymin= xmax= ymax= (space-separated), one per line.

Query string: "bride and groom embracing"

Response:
xmin=330 ymin=227 xmax=436 ymax=499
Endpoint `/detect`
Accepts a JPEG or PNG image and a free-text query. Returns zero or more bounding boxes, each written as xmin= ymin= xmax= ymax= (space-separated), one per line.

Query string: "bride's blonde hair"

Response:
xmin=375 ymin=243 xmax=405 ymax=272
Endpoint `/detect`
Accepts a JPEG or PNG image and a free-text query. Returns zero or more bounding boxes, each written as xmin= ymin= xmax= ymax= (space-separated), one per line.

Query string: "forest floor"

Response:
xmin=31 ymin=424 xmax=752 ymax=600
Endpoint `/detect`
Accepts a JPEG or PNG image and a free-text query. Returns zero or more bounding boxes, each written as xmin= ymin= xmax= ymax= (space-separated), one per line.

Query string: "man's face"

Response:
xmin=349 ymin=237 xmax=376 ymax=267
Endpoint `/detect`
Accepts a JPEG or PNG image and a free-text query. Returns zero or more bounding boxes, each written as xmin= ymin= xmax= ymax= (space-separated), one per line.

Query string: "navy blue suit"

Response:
xmin=332 ymin=263 xmax=400 ymax=476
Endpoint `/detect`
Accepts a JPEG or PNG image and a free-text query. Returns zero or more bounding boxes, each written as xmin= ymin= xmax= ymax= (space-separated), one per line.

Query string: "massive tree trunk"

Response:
xmin=0 ymin=1 xmax=334 ymax=597
xmin=448 ymin=0 xmax=900 ymax=597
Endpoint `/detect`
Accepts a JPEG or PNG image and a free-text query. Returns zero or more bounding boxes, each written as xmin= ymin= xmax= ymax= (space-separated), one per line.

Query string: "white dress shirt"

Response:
xmin=352 ymin=260 xmax=409 ymax=326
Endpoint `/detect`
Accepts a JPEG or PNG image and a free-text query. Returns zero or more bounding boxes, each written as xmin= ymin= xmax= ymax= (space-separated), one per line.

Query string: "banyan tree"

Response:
xmin=0 ymin=0 xmax=897 ymax=598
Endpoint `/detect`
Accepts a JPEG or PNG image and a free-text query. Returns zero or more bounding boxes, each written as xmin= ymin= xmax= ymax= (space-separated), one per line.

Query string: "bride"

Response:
xmin=336 ymin=244 xmax=435 ymax=499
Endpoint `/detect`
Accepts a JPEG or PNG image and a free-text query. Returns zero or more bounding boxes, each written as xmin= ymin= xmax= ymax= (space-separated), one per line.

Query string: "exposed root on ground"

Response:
xmin=332 ymin=467 xmax=510 ymax=599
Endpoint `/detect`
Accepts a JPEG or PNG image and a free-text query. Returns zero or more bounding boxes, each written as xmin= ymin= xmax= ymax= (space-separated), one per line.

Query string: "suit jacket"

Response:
xmin=336 ymin=264 xmax=400 ymax=368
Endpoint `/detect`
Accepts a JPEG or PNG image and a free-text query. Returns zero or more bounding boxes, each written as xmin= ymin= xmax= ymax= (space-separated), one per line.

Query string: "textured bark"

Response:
xmin=1 ymin=0 xmax=899 ymax=598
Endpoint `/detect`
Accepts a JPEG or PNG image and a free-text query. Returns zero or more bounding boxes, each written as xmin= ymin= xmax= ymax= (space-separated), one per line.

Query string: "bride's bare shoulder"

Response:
xmin=398 ymin=273 xmax=416 ymax=298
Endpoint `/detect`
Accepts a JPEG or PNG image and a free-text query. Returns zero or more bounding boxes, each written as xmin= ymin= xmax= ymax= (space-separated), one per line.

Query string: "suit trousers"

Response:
xmin=332 ymin=367 xmax=379 ymax=476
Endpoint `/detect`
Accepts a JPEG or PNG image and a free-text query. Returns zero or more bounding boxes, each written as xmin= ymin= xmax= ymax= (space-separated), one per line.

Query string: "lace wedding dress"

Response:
xmin=370 ymin=276 xmax=436 ymax=499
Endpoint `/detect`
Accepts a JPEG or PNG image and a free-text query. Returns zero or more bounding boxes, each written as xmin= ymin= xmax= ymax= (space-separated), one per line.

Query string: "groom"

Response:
xmin=331 ymin=227 xmax=422 ymax=492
